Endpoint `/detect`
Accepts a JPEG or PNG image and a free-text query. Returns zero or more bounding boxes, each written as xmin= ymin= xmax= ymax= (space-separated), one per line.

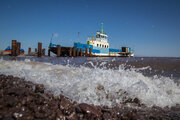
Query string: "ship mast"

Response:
xmin=101 ymin=22 xmax=103 ymax=34
xmin=50 ymin=33 xmax=53 ymax=43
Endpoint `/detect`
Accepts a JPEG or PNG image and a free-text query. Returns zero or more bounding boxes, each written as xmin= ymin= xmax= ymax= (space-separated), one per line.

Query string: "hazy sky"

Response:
xmin=0 ymin=0 xmax=180 ymax=57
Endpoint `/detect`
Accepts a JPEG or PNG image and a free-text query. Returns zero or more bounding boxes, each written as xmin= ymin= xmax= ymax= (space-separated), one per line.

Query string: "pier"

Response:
xmin=48 ymin=46 xmax=93 ymax=57
xmin=48 ymin=45 xmax=132 ymax=57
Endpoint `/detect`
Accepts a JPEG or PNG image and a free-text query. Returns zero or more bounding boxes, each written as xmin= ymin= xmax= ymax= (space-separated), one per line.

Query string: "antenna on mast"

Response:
xmin=101 ymin=22 xmax=104 ymax=34
xmin=78 ymin=32 xmax=80 ymax=42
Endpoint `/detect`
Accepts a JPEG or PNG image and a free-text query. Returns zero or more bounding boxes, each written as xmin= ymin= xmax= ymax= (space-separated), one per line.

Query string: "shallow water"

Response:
xmin=0 ymin=56 xmax=180 ymax=108
xmin=1 ymin=56 xmax=180 ymax=81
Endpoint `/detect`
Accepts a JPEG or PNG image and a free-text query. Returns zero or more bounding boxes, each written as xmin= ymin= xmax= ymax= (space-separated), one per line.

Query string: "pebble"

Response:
xmin=78 ymin=103 xmax=102 ymax=116
xmin=13 ymin=113 xmax=23 ymax=118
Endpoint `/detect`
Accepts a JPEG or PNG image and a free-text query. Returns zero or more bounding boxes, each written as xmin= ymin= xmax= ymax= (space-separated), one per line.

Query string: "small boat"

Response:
xmin=3 ymin=46 xmax=24 ymax=55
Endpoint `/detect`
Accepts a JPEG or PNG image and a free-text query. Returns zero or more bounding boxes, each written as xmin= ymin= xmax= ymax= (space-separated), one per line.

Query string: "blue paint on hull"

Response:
xmin=74 ymin=42 xmax=109 ymax=55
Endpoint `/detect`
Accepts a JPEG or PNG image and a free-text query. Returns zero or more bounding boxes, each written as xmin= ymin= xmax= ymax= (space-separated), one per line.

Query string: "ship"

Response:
xmin=3 ymin=46 xmax=24 ymax=55
xmin=49 ymin=24 xmax=134 ymax=57
xmin=74 ymin=23 xmax=134 ymax=57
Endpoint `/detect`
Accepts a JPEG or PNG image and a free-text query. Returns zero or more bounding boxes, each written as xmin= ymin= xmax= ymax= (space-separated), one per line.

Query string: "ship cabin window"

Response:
xmin=101 ymin=35 xmax=104 ymax=39
xmin=100 ymin=44 xmax=101 ymax=47
xmin=97 ymin=44 xmax=99 ymax=47
xmin=96 ymin=34 xmax=100 ymax=38
xmin=102 ymin=45 xmax=104 ymax=47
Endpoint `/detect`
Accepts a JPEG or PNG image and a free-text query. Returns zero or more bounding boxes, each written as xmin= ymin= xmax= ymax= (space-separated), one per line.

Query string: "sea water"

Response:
xmin=0 ymin=56 xmax=179 ymax=108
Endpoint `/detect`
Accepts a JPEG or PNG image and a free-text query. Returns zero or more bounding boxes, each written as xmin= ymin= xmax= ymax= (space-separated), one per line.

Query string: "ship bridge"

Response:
xmin=87 ymin=23 xmax=109 ymax=49
xmin=96 ymin=31 xmax=108 ymax=42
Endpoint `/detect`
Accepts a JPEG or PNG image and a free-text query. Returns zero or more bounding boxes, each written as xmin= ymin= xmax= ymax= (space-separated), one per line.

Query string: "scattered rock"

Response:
xmin=103 ymin=112 xmax=112 ymax=120
xmin=133 ymin=98 xmax=140 ymax=104
xmin=124 ymin=97 xmax=141 ymax=105
xmin=13 ymin=112 xmax=23 ymax=118
xmin=68 ymin=112 xmax=78 ymax=120
xmin=2 ymin=117 xmax=15 ymax=120
xmin=15 ymin=89 xmax=26 ymax=96
xmin=78 ymin=103 xmax=102 ymax=117
xmin=97 ymin=84 xmax=104 ymax=90
xmin=60 ymin=95 xmax=75 ymax=115
xmin=35 ymin=84 xmax=44 ymax=93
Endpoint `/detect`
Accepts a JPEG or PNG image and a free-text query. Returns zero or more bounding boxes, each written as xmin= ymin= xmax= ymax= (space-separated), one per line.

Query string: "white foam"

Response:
xmin=0 ymin=59 xmax=179 ymax=107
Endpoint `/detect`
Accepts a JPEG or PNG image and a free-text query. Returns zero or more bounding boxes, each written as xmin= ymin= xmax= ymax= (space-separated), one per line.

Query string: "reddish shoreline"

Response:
xmin=0 ymin=74 xmax=179 ymax=120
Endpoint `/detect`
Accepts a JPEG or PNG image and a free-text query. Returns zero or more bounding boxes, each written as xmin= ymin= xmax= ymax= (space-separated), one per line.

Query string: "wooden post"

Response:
xmin=42 ymin=48 xmax=45 ymax=56
xmin=48 ymin=49 xmax=50 ymax=57
xmin=11 ymin=40 xmax=17 ymax=56
xmin=16 ymin=42 xmax=21 ymax=55
xmin=73 ymin=47 xmax=76 ymax=57
xmin=38 ymin=42 xmax=42 ymax=57
xmin=69 ymin=48 xmax=72 ymax=57
xmin=89 ymin=48 xmax=92 ymax=57
xmin=57 ymin=45 xmax=61 ymax=57
xmin=19 ymin=42 xmax=21 ymax=54
xmin=80 ymin=48 xmax=83 ymax=57
xmin=85 ymin=48 xmax=88 ymax=57
xmin=28 ymin=48 xmax=31 ymax=55
xmin=76 ymin=48 xmax=79 ymax=56
xmin=35 ymin=48 xmax=37 ymax=54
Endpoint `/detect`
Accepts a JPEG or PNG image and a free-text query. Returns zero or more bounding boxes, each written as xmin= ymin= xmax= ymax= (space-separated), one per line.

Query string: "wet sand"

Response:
xmin=0 ymin=74 xmax=179 ymax=120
